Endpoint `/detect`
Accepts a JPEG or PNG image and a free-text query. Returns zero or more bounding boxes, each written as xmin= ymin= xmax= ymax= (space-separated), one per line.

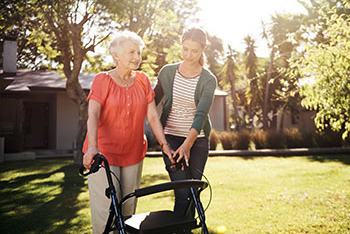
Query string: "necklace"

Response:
xmin=114 ymin=70 xmax=134 ymax=87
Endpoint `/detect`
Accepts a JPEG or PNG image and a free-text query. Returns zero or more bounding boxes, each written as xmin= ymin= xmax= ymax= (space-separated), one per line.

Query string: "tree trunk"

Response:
xmin=248 ymin=97 xmax=254 ymax=128
xmin=75 ymin=102 xmax=88 ymax=164
xmin=230 ymin=79 xmax=240 ymax=130
xmin=263 ymin=48 xmax=275 ymax=130
xmin=65 ymin=56 xmax=88 ymax=164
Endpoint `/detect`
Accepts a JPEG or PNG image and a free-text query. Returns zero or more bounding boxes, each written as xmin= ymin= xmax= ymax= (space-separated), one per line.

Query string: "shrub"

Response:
xmin=283 ymin=128 xmax=304 ymax=148
xmin=220 ymin=131 xmax=235 ymax=150
xmin=266 ymin=130 xmax=285 ymax=149
xmin=300 ymin=131 xmax=318 ymax=148
xmin=314 ymin=130 xmax=343 ymax=148
xmin=251 ymin=129 xmax=268 ymax=149
xmin=209 ymin=129 xmax=220 ymax=150
xmin=234 ymin=129 xmax=251 ymax=150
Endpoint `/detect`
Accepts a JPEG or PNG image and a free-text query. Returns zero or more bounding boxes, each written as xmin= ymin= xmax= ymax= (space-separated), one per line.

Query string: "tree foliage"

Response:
xmin=244 ymin=35 xmax=258 ymax=127
xmin=220 ymin=46 xmax=241 ymax=129
xmin=205 ymin=34 xmax=224 ymax=79
xmin=0 ymin=0 xmax=46 ymax=68
xmin=289 ymin=3 xmax=350 ymax=138
xmin=83 ymin=0 xmax=199 ymax=78
xmin=261 ymin=12 xmax=304 ymax=130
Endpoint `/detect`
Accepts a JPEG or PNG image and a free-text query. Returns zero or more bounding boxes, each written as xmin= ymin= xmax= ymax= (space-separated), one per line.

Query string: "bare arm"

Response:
xmin=83 ymin=99 xmax=101 ymax=169
xmin=147 ymin=100 xmax=174 ymax=163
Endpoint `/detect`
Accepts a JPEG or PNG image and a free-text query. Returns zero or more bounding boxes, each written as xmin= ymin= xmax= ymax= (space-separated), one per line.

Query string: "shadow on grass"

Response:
xmin=0 ymin=161 xmax=88 ymax=234
xmin=307 ymin=154 xmax=350 ymax=165
xmin=234 ymin=153 xmax=350 ymax=165
xmin=139 ymin=174 xmax=172 ymax=200
xmin=140 ymin=173 xmax=169 ymax=187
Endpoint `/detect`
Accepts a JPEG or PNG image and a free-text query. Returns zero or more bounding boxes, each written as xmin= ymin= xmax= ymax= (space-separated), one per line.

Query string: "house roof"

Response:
xmin=1 ymin=69 xmax=227 ymax=96
xmin=214 ymin=89 xmax=227 ymax=96
xmin=2 ymin=69 xmax=95 ymax=92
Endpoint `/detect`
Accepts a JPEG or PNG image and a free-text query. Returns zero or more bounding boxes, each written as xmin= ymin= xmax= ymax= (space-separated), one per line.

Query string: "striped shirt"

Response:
xmin=164 ymin=70 xmax=205 ymax=137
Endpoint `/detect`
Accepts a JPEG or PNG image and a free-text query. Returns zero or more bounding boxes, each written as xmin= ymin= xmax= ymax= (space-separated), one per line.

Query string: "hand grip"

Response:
xmin=79 ymin=154 xmax=103 ymax=176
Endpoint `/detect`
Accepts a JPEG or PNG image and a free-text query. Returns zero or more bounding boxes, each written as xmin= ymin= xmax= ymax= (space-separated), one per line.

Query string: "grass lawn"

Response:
xmin=0 ymin=155 xmax=349 ymax=233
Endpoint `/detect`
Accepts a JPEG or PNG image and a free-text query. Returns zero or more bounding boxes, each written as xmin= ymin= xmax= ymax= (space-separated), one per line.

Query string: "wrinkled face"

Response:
xmin=182 ymin=39 xmax=204 ymax=66
xmin=114 ymin=40 xmax=142 ymax=70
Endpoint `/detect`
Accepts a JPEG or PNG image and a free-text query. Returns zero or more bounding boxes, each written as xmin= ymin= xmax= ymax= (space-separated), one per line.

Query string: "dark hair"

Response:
xmin=182 ymin=27 xmax=207 ymax=66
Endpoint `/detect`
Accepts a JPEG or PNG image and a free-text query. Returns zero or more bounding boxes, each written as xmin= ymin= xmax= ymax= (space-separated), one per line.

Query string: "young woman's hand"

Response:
xmin=173 ymin=142 xmax=192 ymax=167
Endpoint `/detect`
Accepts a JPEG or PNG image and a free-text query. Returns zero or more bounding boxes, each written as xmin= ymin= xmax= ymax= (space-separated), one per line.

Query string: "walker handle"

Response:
xmin=79 ymin=154 xmax=103 ymax=176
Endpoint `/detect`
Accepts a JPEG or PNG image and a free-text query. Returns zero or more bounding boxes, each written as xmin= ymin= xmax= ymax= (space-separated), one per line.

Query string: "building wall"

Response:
xmin=209 ymin=95 xmax=229 ymax=132
xmin=56 ymin=92 xmax=79 ymax=150
xmin=277 ymin=109 xmax=317 ymax=133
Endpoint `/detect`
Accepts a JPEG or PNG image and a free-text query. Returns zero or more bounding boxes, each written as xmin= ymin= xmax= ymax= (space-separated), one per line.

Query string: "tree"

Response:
xmin=243 ymin=35 xmax=258 ymax=128
xmin=0 ymin=0 xmax=46 ymax=69
xmin=29 ymin=0 xmax=124 ymax=164
xmin=83 ymin=0 xmax=200 ymax=78
xmin=2 ymin=0 xmax=200 ymax=163
xmin=289 ymin=4 xmax=350 ymax=139
xmin=261 ymin=13 xmax=303 ymax=130
xmin=221 ymin=46 xmax=240 ymax=130
xmin=205 ymin=34 xmax=224 ymax=79
xmin=299 ymin=0 xmax=350 ymax=44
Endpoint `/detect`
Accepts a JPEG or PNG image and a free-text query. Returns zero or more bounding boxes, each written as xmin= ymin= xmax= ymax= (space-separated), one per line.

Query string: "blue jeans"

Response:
xmin=162 ymin=134 xmax=209 ymax=217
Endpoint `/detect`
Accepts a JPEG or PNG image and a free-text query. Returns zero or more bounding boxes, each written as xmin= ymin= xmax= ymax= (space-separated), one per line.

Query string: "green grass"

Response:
xmin=1 ymin=155 xmax=350 ymax=234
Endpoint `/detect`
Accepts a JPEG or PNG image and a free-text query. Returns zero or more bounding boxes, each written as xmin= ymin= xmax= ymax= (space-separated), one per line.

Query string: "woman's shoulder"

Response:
xmin=93 ymin=72 xmax=110 ymax=82
xmin=159 ymin=63 xmax=180 ymax=73
xmin=135 ymin=71 xmax=150 ymax=82
xmin=200 ymin=68 xmax=217 ymax=89
xmin=134 ymin=71 xmax=152 ymax=86
xmin=201 ymin=67 xmax=216 ymax=80
xmin=90 ymin=72 xmax=111 ymax=86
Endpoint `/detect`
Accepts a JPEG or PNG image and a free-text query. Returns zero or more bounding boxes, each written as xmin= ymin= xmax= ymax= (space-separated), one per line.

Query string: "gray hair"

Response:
xmin=109 ymin=31 xmax=145 ymax=55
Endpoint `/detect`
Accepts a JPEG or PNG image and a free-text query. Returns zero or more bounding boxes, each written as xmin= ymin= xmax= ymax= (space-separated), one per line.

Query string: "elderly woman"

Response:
xmin=82 ymin=31 xmax=173 ymax=233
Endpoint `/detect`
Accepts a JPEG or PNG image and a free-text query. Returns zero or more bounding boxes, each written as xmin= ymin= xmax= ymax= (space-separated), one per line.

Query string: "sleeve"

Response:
xmin=87 ymin=73 xmax=109 ymax=105
xmin=154 ymin=67 xmax=165 ymax=106
xmin=139 ymin=72 xmax=155 ymax=104
xmin=191 ymin=76 xmax=217 ymax=134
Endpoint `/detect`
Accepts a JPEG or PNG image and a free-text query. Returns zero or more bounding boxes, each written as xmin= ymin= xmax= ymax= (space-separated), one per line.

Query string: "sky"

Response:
xmin=196 ymin=0 xmax=308 ymax=57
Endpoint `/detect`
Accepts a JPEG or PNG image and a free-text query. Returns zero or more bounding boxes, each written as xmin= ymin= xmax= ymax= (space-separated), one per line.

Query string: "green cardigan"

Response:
xmin=154 ymin=63 xmax=217 ymax=139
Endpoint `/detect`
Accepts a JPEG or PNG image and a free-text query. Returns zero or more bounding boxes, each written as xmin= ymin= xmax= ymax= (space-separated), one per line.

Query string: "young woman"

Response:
xmin=154 ymin=28 xmax=217 ymax=220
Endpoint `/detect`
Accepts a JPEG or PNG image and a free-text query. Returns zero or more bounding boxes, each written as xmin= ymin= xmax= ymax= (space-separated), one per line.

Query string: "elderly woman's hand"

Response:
xmin=83 ymin=147 xmax=99 ymax=170
xmin=162 ymin=143 xmax=175 ymax=164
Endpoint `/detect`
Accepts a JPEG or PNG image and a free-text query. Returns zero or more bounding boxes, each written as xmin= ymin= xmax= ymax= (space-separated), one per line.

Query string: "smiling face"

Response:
xmin=182 ymin=39 xmax=204 ymax=66
xmin=114 ymin=40 xmax=142 ymax=70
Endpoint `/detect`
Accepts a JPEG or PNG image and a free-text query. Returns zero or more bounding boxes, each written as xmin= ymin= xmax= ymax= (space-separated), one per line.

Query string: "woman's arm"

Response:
xmin=147 ymin=100 xmax=174 ymax=163
xmin=191 ymin=77 xmax=217 ymax=133
xmin=173 ymin=128 xmax=198 ymax=166
xmin=154 ymin=75 xmax=164 ymax=106
xmin=83 ymin=99 xmax=101 ymax=169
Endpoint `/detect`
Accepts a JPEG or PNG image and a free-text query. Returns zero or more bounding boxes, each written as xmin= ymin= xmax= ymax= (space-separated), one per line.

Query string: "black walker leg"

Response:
xmin=189 ymin=187 xmax=208 ymax=234
xmin=102 ymin=156 xmax=126 ymax=234
xmin=104 ymin=203 xmax=115 ymax=234
xmin=184 ymin=166 xmax=208 ymax=234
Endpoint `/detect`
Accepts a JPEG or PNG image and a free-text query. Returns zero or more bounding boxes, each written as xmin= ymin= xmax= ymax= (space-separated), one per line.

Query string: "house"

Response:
xmin=1 ymin=69 xmax=91 ymax=154
xmin=0 ymin=39 xmax=229 ymax=161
